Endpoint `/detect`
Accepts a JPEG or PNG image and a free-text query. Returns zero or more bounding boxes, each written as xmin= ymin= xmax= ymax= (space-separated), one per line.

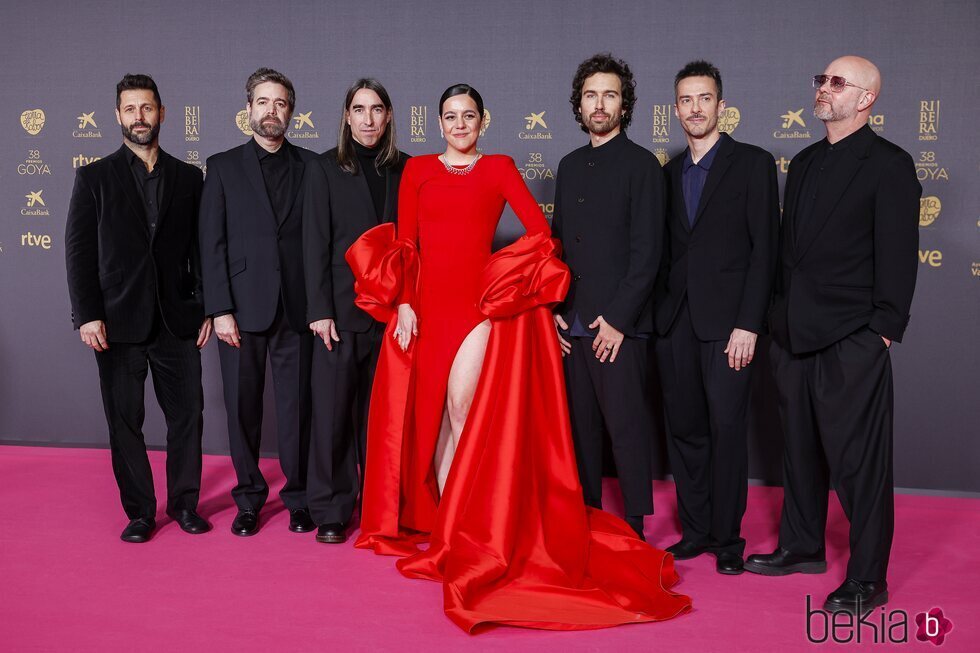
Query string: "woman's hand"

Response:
xmin=394 ymin=303 xmax=418 ymax=351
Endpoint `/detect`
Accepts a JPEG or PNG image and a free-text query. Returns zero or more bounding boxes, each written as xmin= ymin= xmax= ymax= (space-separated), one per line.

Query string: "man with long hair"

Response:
xmin=302 ymin=79 xmax=409 ymax=544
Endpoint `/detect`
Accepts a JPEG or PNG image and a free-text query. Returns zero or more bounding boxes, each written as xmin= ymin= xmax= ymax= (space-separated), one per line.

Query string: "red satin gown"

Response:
xmin=347 ymin=154 xmax=692 ymax=632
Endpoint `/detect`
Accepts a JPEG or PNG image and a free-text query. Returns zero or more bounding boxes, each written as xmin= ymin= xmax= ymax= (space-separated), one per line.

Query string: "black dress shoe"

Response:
xmin=665 ymin=540 xmax=711 ymax=560
xmin=168 ymin=509 xmax=211 ymax=534
xmin=315 ymin=523 xmax=348 ymax=544
xmin=289 ymin=509 xmax=316 ymax=533
xmin=744 ymin=547 xmax=827 ymax=576
xmin=120 ymin=517 xmax=156 ymax=543
xmin=625 ymin=515 xmax=646 ymax=541
xmin=824 ymin=578 xmax=888 ymax=613
xmin=715 ymin=551 xmax=745 ymax=575
xmin=231 ymin=509 xmax=259 ymax=537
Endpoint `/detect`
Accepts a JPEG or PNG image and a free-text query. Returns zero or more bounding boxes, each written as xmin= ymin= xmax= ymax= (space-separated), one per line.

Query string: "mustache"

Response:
xmin=130 ymin=121 xmax=150 ymax=129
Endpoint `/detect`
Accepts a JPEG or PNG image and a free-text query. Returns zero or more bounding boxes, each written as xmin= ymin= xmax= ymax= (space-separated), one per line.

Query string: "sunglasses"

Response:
xmin=812 ymin=74 xmax=870 ymax=93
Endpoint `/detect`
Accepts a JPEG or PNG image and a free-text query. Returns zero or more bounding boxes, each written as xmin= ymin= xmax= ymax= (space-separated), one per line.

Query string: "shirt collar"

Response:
xmin=125 ymin=145 xmax=161 ymax=175
xmin=251 ymin=136 xmax=288 ymax=161
xmin=683 ymin=134 xmax=725 ymax=172
xmin=588 ymin=130 xmax=628 ymax=159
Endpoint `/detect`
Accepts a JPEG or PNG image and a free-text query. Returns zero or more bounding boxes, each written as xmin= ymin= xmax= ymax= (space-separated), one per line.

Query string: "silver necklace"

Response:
xmin=440 ymin=153 xmax=481 ymax=176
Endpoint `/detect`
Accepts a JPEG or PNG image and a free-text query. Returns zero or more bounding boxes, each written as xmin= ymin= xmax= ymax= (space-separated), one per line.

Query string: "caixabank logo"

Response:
xmin=519 ymin=111 xmax=552 ymax=140
xmin=287 ymin=110 xmax=319 ymax=140
xmin=73 ymin=111 xmax=102 ymax=138
xmin=20 ymin=109 xmax=45 ymax=135
xmin=774 ymin=108 xmax=810 ymax=139
xmin=22 ymin=190 xmax=49 ymax=216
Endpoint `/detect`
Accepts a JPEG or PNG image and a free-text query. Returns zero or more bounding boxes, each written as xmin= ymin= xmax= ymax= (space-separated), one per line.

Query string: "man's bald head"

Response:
xmin=825 ymin=55 xmax=881 ymax=95
xmin=814 ymin=55 xmax=880 ymax=125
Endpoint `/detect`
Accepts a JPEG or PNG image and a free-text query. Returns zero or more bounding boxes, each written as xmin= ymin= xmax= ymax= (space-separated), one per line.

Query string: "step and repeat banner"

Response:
xmin=1 ymin=0 xmax=977 ymax=492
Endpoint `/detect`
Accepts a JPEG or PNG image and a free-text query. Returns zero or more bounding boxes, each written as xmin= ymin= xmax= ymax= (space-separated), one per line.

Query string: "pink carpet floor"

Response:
xmin=1 ymin=445 xmax=977 ymax=652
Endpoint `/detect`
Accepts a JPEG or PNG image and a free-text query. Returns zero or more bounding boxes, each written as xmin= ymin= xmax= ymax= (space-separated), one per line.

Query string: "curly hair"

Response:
xmin=569 ymin=53 xmax=637 ymax=133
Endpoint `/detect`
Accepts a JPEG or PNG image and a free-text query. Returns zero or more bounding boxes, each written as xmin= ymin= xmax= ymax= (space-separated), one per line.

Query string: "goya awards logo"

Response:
xmin=235 ymin=109 xmax=253 ymax=136
xmin=717 ymin=106 xmax=740 ymax=134
xmin=73 ymin=111 xmax=101 ymax=138
xmin=919 ymin=196 xmax=941 ymax=227
xmin=19 ymin=149 xmax=51 ymax=175
xmin=654 ymin=148 xmax=669 ymax=166
xmin=519 ymin=111 xmax=552 ymax=140
xmin=916 ymin=151 xmax=948 ymax=182
xmin=519 ymin=152 xmax=554 ymax=181
xmin=774 ymin=108 xmax=810 ymax=139
xmin=652 ymin=104 xmax=671 ymax=144
xmin=21 ymin=109 xmax=45 ymax=135
xmin=22 ymin=190 xmax=49 ymax=216
xmin=919 ymin=100 xmax=939 ymax=141
xmin=480 ymin=109 xmax=491 ymax=137
xmin=410 ymin=105 xmax=427 ymax=143
xmin=185 ymin=150 xmax=205 ymax=172
xmin=185 ymin=106 xmax=201 ymax=142
xmin=288 ymin=110 xmax=319 ymax=139
xmin=867 ymin=113 xmax=885 ymax=133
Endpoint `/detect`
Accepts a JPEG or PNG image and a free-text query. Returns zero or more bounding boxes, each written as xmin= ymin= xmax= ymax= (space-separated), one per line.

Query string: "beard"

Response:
xmin=583 ymin=110 xmax=622 ymax=136
xmin=250 ymin=115 xmax=285 ymax=138
xmin=813 ymin=95 xmax=853 ymax=122
xmin=121 ymin=120 xmax=159 ymax=145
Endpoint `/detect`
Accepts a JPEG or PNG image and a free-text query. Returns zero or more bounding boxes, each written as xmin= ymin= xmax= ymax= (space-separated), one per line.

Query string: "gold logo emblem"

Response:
xmin=524 ymin=111 xmax=548 ymax=130
xmin=410 ymin=105 xmax=427 ymax=143
xmin=24 ymin=190 xmax=45 ymax=207
xmin=718 ymin=106 xmax=740 ymax=134
xmin=293 ymin=111 xmax=314 ymax=129
xmin=76 ymin=112 xmax=97 ymax=129
xmin=21 ymin=109 xmax=46 ymax=135
xmin=919 ymin=100 xmax=939 ymax=141
xmin=919 ymin=196 xmax=941 ymax=227
xmin=780 ymin=109 xmax=806 ymax=129
xmin=652 ymin=104 xmax=671 ymax=144
xmin=480 ymin=109 xmax=491 ymax=137
xmin=654 ymin=148 xmax=669 ymax=166
xmin=185 ymin=106 xmax=201 ymax=142
xmin=235 ymin=110 xmax=253 ymax=136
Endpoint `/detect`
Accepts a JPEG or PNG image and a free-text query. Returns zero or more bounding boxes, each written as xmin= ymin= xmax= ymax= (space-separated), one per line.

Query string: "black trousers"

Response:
xmin=217 ymin=305 xmax=313 ymax=512
xmin=656 ymin=302 xmax=749 ymax=554
xmin=770 ymin=328 xmax=895 ymax=581
xmin=95 ymin=324 xmax=203 ymax=520
xmin=307 ymin=325 xmax=382 ymax=525
xmin=564 ymin=336 xmax=654 ymax=517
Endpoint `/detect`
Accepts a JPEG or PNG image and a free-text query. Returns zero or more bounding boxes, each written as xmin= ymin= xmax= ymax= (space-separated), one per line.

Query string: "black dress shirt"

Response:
xmin=251 ymin=137 xmax=291 ymax=222
xmin=681 ymin=136 xmax=722 ymax=227
xmin=794 ymin=126 xmax=863 ymax=241
xmin=126 ymin=146 xmax=164 ymax=232
xmin=354 ymin=141 xmax=385 ymax=220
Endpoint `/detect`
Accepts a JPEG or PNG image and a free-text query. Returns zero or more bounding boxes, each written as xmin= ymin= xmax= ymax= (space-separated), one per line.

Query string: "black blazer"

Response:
xmin=656 ymin=134 xmax=779 ymax=340
xmin=770 ymin=125 xmax=920 ymax=354
xmin=302 ymin=148 xmax=409 ymax=332
xmin=199 ymin=139 xmax=315 ymax=333
xmin=65 ymin=145 xmax=205 ymax=343
xmin=552 ymin=132 xmax=665 ymax=336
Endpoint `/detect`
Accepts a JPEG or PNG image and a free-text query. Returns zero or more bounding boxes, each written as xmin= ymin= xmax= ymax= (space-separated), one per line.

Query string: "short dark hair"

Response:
xmin=116 ymin=74 xmax=161 ymax=109
xmin=569 ymin=53 xmax=636 ymax=133
xmin=246 ymin=68 xmax=295 ymax=110
xmin=674 ymin=60 xmax=723 ymax=100
xmin=438 ymin=83 xmax=484 ymax=118
xmin=336 ymin=78 xmax=400 ymax=175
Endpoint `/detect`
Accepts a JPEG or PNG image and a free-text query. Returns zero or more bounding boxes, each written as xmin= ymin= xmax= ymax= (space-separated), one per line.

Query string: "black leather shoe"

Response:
xmin=744 ymin=547 xmax=827 ymax=576
xmin=665 ymin=540 xmax=711 ymax=560
xmin=231 ymin=509 xmax=259 ymax=537
xmin=715 ymin=551 xmax=745 ymax=575
xmin=168 ymin=509 xmax=211 ymax=534
xmin=315 ymin=523 xmax=348 ymax=544
xmin=120 ymin=517 xmax=155 ymax=543
xmin=289 ymin=509 xmax=316 ymax=533
xmin=625 ymin=515 xmax=646 ymax=541
xmin=823 ymin=579 xmax=888 ymax=613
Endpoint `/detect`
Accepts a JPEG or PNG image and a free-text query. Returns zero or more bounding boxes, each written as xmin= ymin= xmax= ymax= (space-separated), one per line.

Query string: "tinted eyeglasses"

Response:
xmin=812 ymin=75 xmax=870 ymax=93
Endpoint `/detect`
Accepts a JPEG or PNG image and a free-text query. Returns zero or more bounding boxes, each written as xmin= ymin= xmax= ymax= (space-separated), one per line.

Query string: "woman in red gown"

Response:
xmin=346 ymin=84 xmax=692 ymax=632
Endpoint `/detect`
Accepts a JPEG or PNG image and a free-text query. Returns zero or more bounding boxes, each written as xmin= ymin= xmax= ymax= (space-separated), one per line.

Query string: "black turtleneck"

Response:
xmin=354 ymin=141 xmax=385 ymax=219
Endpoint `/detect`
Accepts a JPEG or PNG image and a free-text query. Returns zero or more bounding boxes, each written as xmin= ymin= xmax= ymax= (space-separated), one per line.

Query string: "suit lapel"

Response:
xmin=109 ymin=146 xmax=149 ymax=241
xmin=783 ymin=149 xmax=815 ymax=254
xmin=354 ymin=163 xmax=378 ymax=224
xmin=155 ymin=151 xmax=178 ymax=237
xmin=242 ymin=141 xmax=277 ymax=227
xmin=795 ymin=146 xmax=868 ymax=259
xmin=692 ymin=135 xmax=736 ymax=228
xmin=669 ymin=155 xmax=690 ymax=233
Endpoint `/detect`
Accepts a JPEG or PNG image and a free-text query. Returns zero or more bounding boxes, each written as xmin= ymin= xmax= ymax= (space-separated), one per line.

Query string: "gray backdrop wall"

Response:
xmin=1 ymin=0 xmax=977 ymax=493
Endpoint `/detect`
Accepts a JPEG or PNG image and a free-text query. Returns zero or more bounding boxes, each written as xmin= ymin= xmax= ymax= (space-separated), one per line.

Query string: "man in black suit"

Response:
xmin=199 ymin=68 xmax=317 ymax=536
xmin=65 ymin=74 xmax=212 ymax=543
xmin=302 ymin=79 xmax=408 ymax=544
xmin=656 ymin=61 xmax=779 ymax=574
xmin=552 ymin=53 xmax=664 ymax=540
xmin=745 ymin=56 xmax=920 ymax=613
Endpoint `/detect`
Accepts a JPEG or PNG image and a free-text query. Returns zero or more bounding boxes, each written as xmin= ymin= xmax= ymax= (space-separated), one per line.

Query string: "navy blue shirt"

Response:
xmin=681 ymin=135 xmax=723 ymax=227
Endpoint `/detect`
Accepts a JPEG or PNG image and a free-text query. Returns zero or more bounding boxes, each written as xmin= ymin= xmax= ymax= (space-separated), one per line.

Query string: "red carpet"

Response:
xmin=1 ymin=445 xmax=976 ymax=651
